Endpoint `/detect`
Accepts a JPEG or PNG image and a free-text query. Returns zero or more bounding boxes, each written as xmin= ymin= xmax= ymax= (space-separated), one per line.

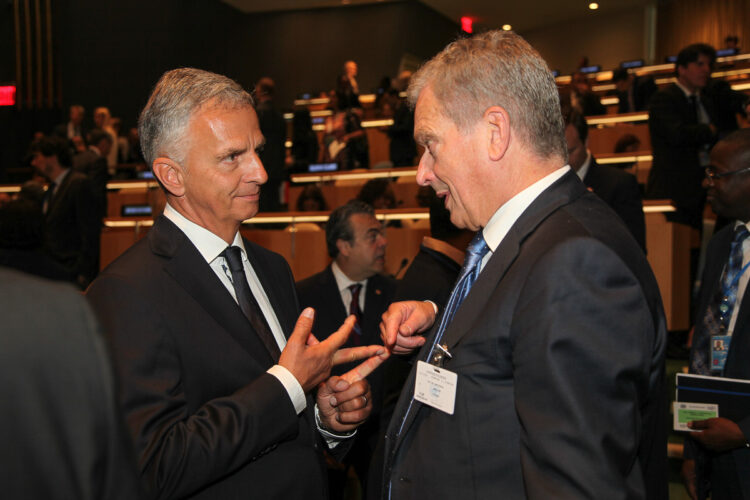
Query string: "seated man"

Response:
xmin=87 ymin=68 xmax=387 ymax=500
xmin=564 ymin=109 xmax=646 ymax=251
xmin=296 ymin=200 xmax=396 ymax=496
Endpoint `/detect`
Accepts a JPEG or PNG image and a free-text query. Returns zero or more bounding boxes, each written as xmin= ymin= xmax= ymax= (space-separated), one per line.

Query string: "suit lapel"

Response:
xmin=363 ymin=274 xmax=388 ymax=345
xmin=150 ymin=216 xmax=275 ymax=368
xmin=45 ymin=169 xmax=75 ymax=218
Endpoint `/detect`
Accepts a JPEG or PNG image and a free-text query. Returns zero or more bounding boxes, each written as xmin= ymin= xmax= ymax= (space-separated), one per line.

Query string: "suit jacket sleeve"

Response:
xmin=87 ymin=275 xmax=302 ymax=500
xmin=511 ymin=238 xmax=659 ymax=498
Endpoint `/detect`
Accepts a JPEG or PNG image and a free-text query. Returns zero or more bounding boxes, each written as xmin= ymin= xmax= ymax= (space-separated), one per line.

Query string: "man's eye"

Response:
xmin=255 ymin=145 xmax=265 ymax=155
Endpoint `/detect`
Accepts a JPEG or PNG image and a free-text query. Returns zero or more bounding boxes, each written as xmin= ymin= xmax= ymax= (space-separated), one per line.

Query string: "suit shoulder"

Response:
xmin=296 ymin=268 xmax=330 ymax=295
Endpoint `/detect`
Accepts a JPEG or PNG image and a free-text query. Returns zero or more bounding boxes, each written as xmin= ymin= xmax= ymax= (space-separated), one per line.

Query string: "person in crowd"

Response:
xmin=565 ymin=109 xmax=646 ymax=251
xmin=357 ymin=178 xmax=397 ymax=210
xmin=30 ymin=136 xmax=100 ymax=289
xmin=93 ymin=106 xmax=119 ymax=171
xmin=323 ymin=103 xmax=369 ymax=170
xmin=1 ymin=267 xmax=145 ymax=500
xmin=86 ymin=67 xmax=387 ymax=500
xmin=337 ymin=60 xmax=362 ymax=112
xmin=614 ymin=133 xmax=642 ymax=154
xmin=291 ymin=109 xmax=320 ymax=173
xmin=379 ymin=30 xmax=667 ymax=499
xmin=255 ymin=77 xmax=287 ymax=212
xmin=611 ymin=67 xmax=657 ymax=114
xmin=54 ymin=104 xmax=87 ymax=145
xmin=682 ymin=129 xmax=750 ymax=500
xmin=387 ymin=71 xmax=417 ymax=167
xmin=569 ymin=70 xmax=606 ymax=116
xmin=73 ymin=128 xmax=112 ymax=218
xmin=296 ymin=200 xmax=395 ymax=498
xmin=647 ymin=43 xmax=718 ymax=230
xmin=296 ymin=184 xmax=328 ymax=212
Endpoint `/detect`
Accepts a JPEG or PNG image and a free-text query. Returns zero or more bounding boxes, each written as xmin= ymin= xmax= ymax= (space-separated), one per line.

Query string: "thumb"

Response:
xmin=287 ymin=308 xmax=316 ymax=347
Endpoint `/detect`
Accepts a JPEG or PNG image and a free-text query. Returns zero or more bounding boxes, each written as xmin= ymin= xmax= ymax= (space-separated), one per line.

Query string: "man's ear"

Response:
xmin=485 ymin=106 xmax=511 ymax=162
xmin=152 ymin=157 xmax=186 ymax=197
xmin=336 ymin=239 xmax=351 ymax=258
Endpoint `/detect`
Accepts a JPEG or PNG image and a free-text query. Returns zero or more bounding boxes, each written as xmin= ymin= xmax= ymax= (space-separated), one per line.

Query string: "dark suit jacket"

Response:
xmin=44 ymin=169 xmax=101 ymax=286
xmin=1 ymin=268 xmax=143 ymax=500
xmin=383 ymin=171 xmax=668 ymax=499
xmin=687 ymin=223 xmax=750 ymax=499
xmin=87 ymin=215 xmax=331 ymax=500
xmin=647 ymin=83 xmax=717 ymax=228
xmin=73 ymin=148 xmax=110 ymax=217
xmin=584 ymin=157 xmax=646 ymax=252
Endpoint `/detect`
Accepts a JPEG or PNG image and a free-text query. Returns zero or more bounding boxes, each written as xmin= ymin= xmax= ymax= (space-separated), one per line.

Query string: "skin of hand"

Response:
xmin=279 ymin=308 xmax=385 ymax=392
xmin=688 ymin=417 xmax=747 ymax=452
xmin=379 ymin=300 xmax=436 ymax=355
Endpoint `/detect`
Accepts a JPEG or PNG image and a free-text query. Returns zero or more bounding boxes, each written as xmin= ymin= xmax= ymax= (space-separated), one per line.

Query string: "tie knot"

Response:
xmin=464 ymin=231 xmax=489 ymax=267
xmin=223 ymin=246 xmax=244 ymax=273
xmin=734 ymin=225 xmax=750 ymax=245
xmin=348 ymin=283 xmax=362 ymax=295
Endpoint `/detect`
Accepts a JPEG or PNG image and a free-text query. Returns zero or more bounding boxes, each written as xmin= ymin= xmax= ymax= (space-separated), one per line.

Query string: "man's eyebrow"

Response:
xmin=215 ymin=146 xmax=247 ymax=160
xmin=414 ymin=130 xmax=436 ymax=146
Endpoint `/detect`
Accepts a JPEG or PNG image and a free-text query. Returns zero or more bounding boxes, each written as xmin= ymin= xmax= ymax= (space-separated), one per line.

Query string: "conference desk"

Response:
xmin=100 ymin=201 xmax=688 ymax=330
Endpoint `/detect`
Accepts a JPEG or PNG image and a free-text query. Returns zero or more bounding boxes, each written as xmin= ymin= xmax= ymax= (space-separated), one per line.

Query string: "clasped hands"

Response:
xmin=279 ymin=308 xmax=389 ymax=433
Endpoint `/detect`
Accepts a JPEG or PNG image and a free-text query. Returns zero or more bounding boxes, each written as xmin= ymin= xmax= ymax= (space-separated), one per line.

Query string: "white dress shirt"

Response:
xmin=331 ymin=261 xmax=367 ymax=313
xmin=163 ymin=203 xmax=306 ymax=414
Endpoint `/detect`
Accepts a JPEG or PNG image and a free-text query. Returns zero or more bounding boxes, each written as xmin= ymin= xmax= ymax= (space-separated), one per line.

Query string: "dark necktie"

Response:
xmin=691 ymin=226 xmax=750 ymax=374
xmin=422 ymin=230 xmax=490 ymax=365
xmin=43 ymin=182 xmax=56 ymax=214
xmin=222 ymin=246 xmax=281 ymax=360
xmin=688 ymin=95 xmax=699 ymax=122
xmin=348 ymin=283 xmax=363 ymax=345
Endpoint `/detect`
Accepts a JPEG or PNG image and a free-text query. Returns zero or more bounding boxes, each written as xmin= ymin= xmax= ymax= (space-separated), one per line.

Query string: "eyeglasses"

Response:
xmin=704 ymin=166 xmax=750 ymax=181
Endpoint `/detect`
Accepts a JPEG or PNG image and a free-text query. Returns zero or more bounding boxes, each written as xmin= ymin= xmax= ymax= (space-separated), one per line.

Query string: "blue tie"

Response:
xmin=691 ymin=225 xmax=750 ymax=374
xmin=422 ymin=230 xmax=490 ymax=364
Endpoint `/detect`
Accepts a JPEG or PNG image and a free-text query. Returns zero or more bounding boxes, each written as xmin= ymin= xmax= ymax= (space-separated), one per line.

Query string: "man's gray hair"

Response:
xmin=407 ymin=31 xmax=567 ymax=160
xmin=138 ymin=68 xmax=254 ymax=167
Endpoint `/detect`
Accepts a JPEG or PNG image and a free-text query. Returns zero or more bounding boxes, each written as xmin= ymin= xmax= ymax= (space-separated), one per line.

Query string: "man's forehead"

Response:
xmin=350 ymin=213 xmax=381 ymax=230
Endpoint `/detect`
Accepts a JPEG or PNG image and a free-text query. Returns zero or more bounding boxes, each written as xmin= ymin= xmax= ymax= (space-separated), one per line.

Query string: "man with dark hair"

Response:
xmin=611 ymin=67 xmax=657 ymax=114
xmin=380 ymin=30 xmax=667 ymax=499
xmin=86 ymin=68 xmax=386 ymax=500
xmin=647 ymin=43 xmax=718 ymax=229
xmin=73 ymin=128 xmax=113 ymax=218
xmin=565 ymin=109 xmax=646 ymax=251
xmin=297 ymin=199 xmax=396 ymax=497
xmin=682 ymin=129 xmax=750 ymax=500
xmin=569 ymin=71 xmax=606 ymax=116
xmin=30 ymin=135 xmax=100 ymax=288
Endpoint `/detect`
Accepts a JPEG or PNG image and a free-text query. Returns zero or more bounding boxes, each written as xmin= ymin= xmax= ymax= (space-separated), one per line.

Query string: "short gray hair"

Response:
xmin=407 ymin=31 xmax=566 ymax=160
xmin=138 ymin=68 xmax=254 ymax=167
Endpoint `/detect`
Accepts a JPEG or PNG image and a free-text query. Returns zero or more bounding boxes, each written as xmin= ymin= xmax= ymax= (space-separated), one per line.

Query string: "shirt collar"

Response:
xmin=163 ymin=203 xmax=246 ymax=264
xmin=331 ymin=260 xmax=366 ymax=293
xmin=675 ymin=80 xmax=700 ymax=98
xmin=575 ymin=151 xmax=592 ymax=181
xmin=483 ymin=165 xmax=571 ymax=253
xmin=52 ymin=168 xmax=70 ymax=186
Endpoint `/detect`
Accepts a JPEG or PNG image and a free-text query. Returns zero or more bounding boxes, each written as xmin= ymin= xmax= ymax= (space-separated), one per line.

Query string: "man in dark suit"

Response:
xmin=611 ymin=68 xmax=657 ymax=114
xmin=254 ymin=77 xmax=286 ymax=213
xmin=1 ymin=267 xmax=144 ymax=499
xmin=296 ymin=199 xmax=396 ymax=497
xmin=565 ymin=109 xmax=646 ymax=251
xmin=30 ymin=136 xmax=101 ymax=288
xmin=379 ymin=31 xmax=668 ymax=499
xmin=73 ymin=128 xmax=112 ymax=218
xmin=682 ymin=129 xmax=750 ymax=500
xmin=54 ymin=104 xmax=88 ymax=144
xmin=647 ymin=43 xmax=718 ymax=230
xmin=86 ymin=68 xmax=387 ymax=500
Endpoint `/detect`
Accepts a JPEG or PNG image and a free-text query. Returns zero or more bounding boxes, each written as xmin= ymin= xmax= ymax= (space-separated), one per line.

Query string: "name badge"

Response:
xmin=710 ymin=335 xmax=731 ymax=373
xmin=414 ymin=360 xmax=457 ymax=415
xmin=673 ymin=402 xmax=719 ymax=432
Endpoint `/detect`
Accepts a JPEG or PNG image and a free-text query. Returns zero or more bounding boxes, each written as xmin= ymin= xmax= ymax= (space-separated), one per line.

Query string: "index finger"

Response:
xmin=333 ymin=344 xmax=386 ymax=366
xmin=318 ymin=315 xmax=356 ymax=354
xmin=341 ymin=350 xmax=390 ymax=383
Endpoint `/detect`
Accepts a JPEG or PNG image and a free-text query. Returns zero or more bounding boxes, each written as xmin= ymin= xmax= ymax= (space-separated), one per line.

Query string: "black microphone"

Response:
xmin=392 ymin=257 xmax=409 ymax=279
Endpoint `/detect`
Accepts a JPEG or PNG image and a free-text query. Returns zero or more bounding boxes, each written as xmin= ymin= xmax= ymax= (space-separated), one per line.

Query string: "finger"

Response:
xmin=396 ymin=333 xmax=426 ymax=349
xmin=320 ymin=315 xmax=356 ymax=354
xmin=333 ymin=344 xmax=385 ymax=366
xmin=341 ymin=350 xmax=389 ymax=383
xmin=688 ymin=419 xmax=710 ymax=430
xmin=287 ymin=308 xmax=315 ymax=347
xmin=335 ymin=382 xmax=370 ymax=412
xmin=306 ymin=333 xmax=320 ymax=346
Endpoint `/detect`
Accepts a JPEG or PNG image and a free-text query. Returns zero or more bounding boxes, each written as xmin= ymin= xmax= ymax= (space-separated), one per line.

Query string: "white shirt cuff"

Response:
xmin=267 ymin=365 xmax=306 ymax=414
xmin=314 ymin=404 xmax=356 ymax=448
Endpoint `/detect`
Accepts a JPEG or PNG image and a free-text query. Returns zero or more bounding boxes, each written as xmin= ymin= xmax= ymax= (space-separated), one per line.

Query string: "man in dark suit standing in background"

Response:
xmin=647 ymin=43 xmax=718 ymax=230
xmin=379 ymin=30 xmax=667 ymax=499
xmin=297 ymin=199 xmax=396 ymax=497
xmin=87 ymin=68 xmax=387 ymax=500
xmin=73 ymin=128 xmax=112 ymax=218
xmin=683 ymin=129 xmax=750 ymax=500
xmin=30 ymin=136 xmax=101 ymax=288
xmin=564 ymin=109 xmax=646 ymax=251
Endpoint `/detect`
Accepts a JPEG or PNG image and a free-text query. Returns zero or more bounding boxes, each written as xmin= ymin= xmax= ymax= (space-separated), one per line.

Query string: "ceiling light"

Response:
xmin=589 ymin=2 xmax=599 ymax=9
xmin=502 ymin=24 xmax=512 ymax=31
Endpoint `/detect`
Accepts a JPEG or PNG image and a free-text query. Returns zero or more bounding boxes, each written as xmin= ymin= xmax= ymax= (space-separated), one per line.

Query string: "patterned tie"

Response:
xmin=348 ymin=283 xmax=363 ymax=345
xmin=222 ymin=246 xmax=281 ymax=360
xmin=691 ymin=225 xmax=750 ymax=374
xmin=421 ymin=230 xmax=490 ymax=365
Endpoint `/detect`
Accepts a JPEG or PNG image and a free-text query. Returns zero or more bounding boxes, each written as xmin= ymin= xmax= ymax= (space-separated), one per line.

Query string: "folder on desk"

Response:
xmin=676 ymin=373 xmax=750 ymax=422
